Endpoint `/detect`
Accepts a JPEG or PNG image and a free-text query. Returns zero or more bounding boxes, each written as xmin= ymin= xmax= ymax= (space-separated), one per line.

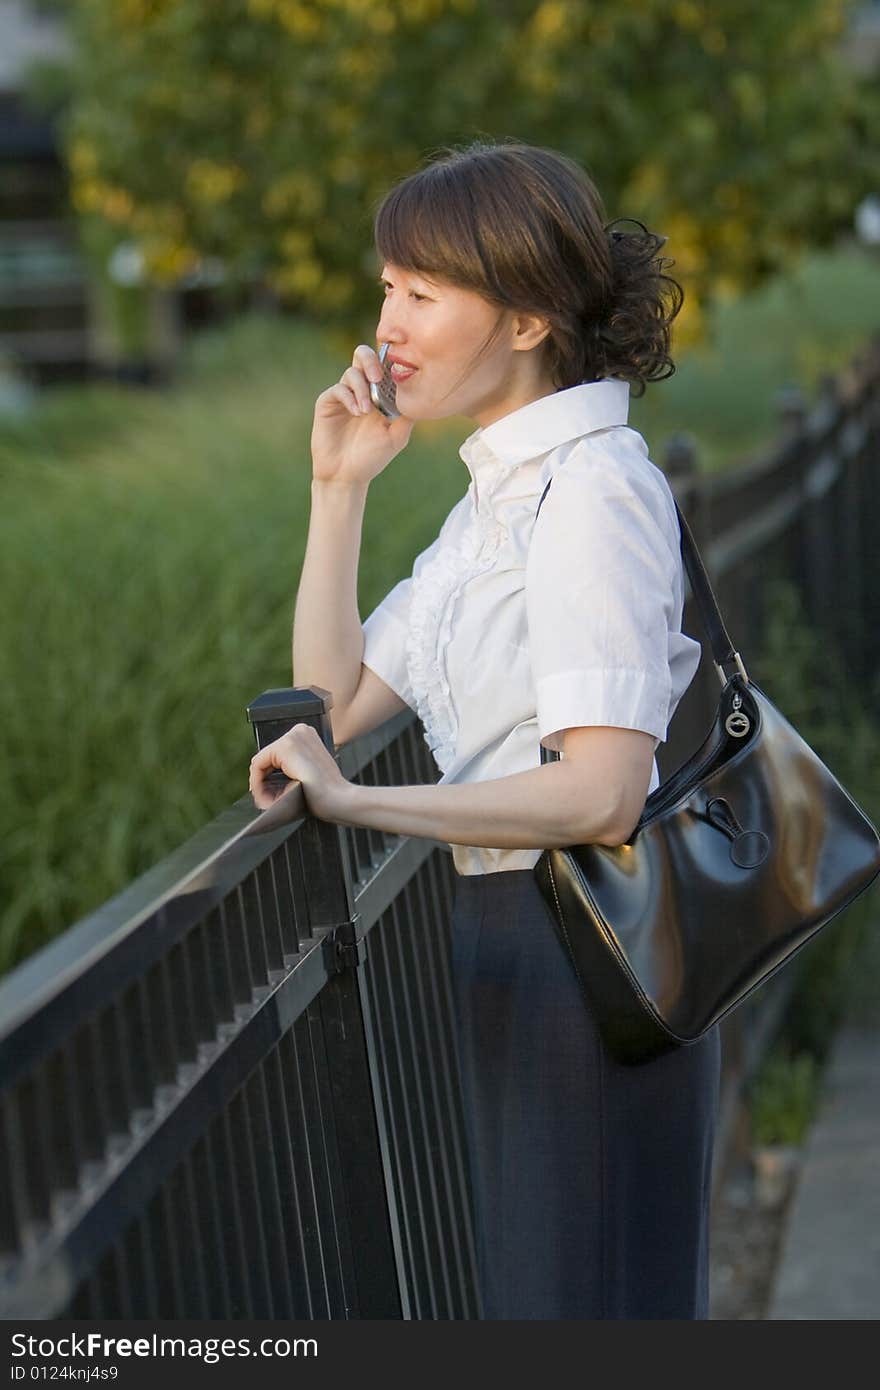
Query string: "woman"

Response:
xmin=249 ymin=139 xmax=722 ymax=1320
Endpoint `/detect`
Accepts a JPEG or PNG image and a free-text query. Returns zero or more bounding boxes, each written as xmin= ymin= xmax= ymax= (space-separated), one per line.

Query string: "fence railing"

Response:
xmin=1 ymin=333 xmax=878 ymax=1320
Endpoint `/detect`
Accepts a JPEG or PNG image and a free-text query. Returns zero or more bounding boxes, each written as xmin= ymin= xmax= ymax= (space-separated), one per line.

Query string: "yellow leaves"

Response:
xmin=117 ymin=0 xmax=175 ymax=23
xmin=366 ymin=6 xmax=396 ymax=34
xmin=672 ymin=1 xmax=702 ymax=30
xmin=662 ymin=211 xmax=707 ymax=278
xmin=269 ymin=258 xmax=323 ymax=296
xmin=275 ymin=226 xmax=326 ymax=301
xmin=403 ymin=0 xmax=447 ymax=20
xmin=277 ymin=1 xmax=325 ymax=38
xmin=71 ymin=178 xmax=135 ymax=225
xmin=102 ymin=188 xmax=136 ymax=223
xmin=327 ymin=105 xmax=358 ymax=136
xmin=701 ymin=27 xmax=726 ymax=55
xmin=141 ymin=238 xmax=201 ymax=284
xmin=263 ymin=171 xmax=325 ymax=218
xmin=656 ymin=208 xmax=710 ymax=348
xmin=728 ymin=71 xmax=765 ymax=126
xmin=279 ymin=228 xmax=313 ymax=260
xmin=713 ymin=273 xmax=741 ymax=304
xmin=714 ymin=219 xmax=750 ymax=258
xmin=185 ymin=161 xmax=247 ymax=205
xmin=135 ymin=202 xmax=186 ymax=239
xmin=822 ymin=0 xmax=850 ymax=38
xmin=520 ymin=1 xmax=569 ymax=95
xmin=671 ymin=293 xmax=706 ymax=352
xmin=69 ymin=137 xmax=98 ymax=177
xmin=672 ymin=0 xmax=726 ymax=52
xmin=71 ymin=179 xmax=103 ymax=215
xmin=337 ymin=48 xmax=378 ymax=79
xmin=626 ymin=161 xmax=666 ymax=204
xmin=321 ymin=270 xmax=355 ymax=310
xmin=530 ymin=1 xmax=569 ymax=43
xmin=269 ymin=260 xmax=353 ymax=311
xmin=329 ymin=152 xmax=361 ymax=184
xmin=247 ymin=0 xmax=331 ymax=37
xmin=522 ymin=65 xmax=561 ymax=97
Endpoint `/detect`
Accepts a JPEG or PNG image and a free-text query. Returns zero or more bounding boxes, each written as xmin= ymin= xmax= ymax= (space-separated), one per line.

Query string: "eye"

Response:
xmin=378 ymin=278 xmax=429 ymax=302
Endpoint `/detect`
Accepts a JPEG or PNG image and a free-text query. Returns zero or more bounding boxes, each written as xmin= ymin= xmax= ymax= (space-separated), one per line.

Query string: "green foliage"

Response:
xmin=58 ymin=0 xmax=880 ymax=351
xmin=745 ymin=574 xmax=880 ymax=1143
xmin=750 ymin=1048 xmax=819 ymax=1147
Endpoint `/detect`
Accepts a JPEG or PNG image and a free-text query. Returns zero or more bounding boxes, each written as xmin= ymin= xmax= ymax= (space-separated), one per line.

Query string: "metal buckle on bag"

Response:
xmin=714 ymin=650 xmax=749 ymax=687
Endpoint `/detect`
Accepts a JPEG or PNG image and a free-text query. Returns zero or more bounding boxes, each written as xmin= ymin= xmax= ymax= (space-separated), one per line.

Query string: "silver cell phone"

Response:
xmin=369 ymin=342 xmax=401 ymax=419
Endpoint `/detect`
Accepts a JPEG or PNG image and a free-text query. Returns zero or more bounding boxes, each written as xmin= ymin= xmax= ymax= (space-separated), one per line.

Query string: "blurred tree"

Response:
xmin=59 ymin=0 xmax=880 ymax=349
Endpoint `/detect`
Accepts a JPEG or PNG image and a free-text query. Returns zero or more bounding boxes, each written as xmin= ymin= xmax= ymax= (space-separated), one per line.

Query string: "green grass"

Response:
xmin=1 ymin=241 xmax=878 ymax=975
xmin=0 ymin=317 xmax=469 ymax=973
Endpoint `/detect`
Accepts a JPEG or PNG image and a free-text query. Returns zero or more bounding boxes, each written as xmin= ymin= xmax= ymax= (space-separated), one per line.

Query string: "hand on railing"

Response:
xmin=249 ymin=723 xmax=354 ymax=819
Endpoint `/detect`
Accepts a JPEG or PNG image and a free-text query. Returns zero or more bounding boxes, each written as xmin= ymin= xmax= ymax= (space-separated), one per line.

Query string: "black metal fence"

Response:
xmin=1 ymin=334 xmax=878 ymax=1320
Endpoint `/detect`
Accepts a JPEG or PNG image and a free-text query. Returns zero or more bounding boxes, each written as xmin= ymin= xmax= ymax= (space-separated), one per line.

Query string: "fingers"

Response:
xmin=320 ymin=381 xmax=364 ymax=417
xmin=250 ymin=743 xmax=281 ymax=775
xmin=341 ymin=345 xmax=383 ymax=414
xmin=340 ymin=367 xmax=375 ymax=415
xmin=316 ymin=346 xmax=388 ymax=420
xmin=353 ymin=344 xmax=382 ymax=382
xmin=249 ymin=724 xmax=318 ymax=780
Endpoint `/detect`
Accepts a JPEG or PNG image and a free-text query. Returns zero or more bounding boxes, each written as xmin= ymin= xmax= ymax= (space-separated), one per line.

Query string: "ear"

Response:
xmin=511 ymin=310 xmax=552 ymax=352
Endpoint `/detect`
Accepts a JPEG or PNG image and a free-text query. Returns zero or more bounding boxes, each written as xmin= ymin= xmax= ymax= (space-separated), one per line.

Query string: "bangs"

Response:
xmin=373 ymin=161 xmax=504 ymax=299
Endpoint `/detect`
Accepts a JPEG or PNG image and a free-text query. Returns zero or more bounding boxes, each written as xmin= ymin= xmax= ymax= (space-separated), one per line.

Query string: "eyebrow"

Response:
xmin=378 ymin=269 xmax=439 ymax=288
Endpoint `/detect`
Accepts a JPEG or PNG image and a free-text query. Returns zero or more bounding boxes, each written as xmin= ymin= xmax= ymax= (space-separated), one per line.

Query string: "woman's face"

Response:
xmin=375 ymin=262 xmax=554 ymax=428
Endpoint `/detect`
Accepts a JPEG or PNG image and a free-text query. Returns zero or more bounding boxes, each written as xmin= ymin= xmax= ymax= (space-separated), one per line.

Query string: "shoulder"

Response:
xmin=538 ymin=426 xmax=680 ymax=560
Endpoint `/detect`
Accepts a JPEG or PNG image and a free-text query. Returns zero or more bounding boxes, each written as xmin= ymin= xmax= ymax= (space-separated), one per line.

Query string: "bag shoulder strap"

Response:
xmin=534 ymin=476 xmax=746 ymax=686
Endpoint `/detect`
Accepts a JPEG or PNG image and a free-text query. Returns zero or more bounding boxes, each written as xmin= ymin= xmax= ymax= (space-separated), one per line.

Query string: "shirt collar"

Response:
xmin=457 ymin=379 xmax=630 ymax=489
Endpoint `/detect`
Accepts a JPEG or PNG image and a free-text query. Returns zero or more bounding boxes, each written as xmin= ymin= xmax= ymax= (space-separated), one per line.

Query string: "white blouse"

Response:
xmin=361 ymin=378 xmax=702 ymax=876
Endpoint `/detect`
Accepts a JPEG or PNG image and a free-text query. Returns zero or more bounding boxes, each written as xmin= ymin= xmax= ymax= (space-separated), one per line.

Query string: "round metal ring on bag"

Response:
xmin=725 ymin=709 xmax=751 ymax=737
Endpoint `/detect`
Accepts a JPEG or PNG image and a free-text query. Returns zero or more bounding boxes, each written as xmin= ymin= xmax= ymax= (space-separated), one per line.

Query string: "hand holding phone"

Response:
xmin=369 ymin=342 xmax=401 ymax=419
xmin=310 ymin=343 xmax=412 ymax=486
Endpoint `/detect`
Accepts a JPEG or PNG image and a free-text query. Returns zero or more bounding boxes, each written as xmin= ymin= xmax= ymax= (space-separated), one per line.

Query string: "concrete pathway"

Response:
xmin=767 ymin=928 xmax=880 ymax=1320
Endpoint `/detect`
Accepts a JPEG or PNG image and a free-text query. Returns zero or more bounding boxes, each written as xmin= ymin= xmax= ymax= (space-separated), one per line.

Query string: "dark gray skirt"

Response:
xmin=450 ymin=867 xmax=721 ymax=1320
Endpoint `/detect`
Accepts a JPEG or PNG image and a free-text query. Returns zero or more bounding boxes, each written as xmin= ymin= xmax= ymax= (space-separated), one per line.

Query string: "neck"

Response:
xmin=472 ymin=374 xmax=558 ymax=429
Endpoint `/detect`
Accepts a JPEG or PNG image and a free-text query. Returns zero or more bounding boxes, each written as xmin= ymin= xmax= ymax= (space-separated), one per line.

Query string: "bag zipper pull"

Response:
xmin=725 ymin=689 xmax=751 ymax=739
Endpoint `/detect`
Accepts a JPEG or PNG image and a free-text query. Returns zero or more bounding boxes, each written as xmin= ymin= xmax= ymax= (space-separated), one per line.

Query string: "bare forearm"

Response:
xmin=331 ymin=761 xmax=628 ymax=849
xmin=292 ymin=479 xmax=369 ymax=709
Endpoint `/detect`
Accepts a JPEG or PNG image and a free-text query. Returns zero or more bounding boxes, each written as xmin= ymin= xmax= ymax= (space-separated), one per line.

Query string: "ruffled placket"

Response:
xmin=404 ymin=434 xmax=518 ymax=773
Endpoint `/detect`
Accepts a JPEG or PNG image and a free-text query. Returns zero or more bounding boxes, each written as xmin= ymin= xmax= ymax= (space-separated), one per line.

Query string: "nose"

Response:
xmin=376 ymin=298 xmax=405 ymax=347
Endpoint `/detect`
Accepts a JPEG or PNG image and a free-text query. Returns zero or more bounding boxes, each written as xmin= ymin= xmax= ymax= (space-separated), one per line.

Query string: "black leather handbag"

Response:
xmin=532 ymin=477 xmax=880 ymax=1065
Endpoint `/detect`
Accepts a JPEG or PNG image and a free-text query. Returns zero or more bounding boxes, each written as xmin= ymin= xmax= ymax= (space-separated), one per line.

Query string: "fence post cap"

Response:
xmin=774 ymin=383 xmax=808 ymax=432
xmin=664 ymin=430 xmax=698 ymax=477
xmin=246 ymin=686 xmax=333 ymax=723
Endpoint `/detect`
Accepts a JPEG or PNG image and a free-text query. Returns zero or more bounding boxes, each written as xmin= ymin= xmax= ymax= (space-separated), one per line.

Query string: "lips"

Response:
xmin=386 ymin=353 xmax=417 ymax=380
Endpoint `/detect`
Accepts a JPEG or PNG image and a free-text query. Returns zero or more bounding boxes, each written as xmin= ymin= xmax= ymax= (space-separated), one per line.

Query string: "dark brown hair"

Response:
xmin=372 ymin=138 xmax=683 ymax=398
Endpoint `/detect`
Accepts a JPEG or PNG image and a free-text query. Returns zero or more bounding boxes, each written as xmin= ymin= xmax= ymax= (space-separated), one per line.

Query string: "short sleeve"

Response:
xmin=361 ymin=574 xmax=416 ymax=709
xmin=526 ymin=446 xmax=683 ymax=753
